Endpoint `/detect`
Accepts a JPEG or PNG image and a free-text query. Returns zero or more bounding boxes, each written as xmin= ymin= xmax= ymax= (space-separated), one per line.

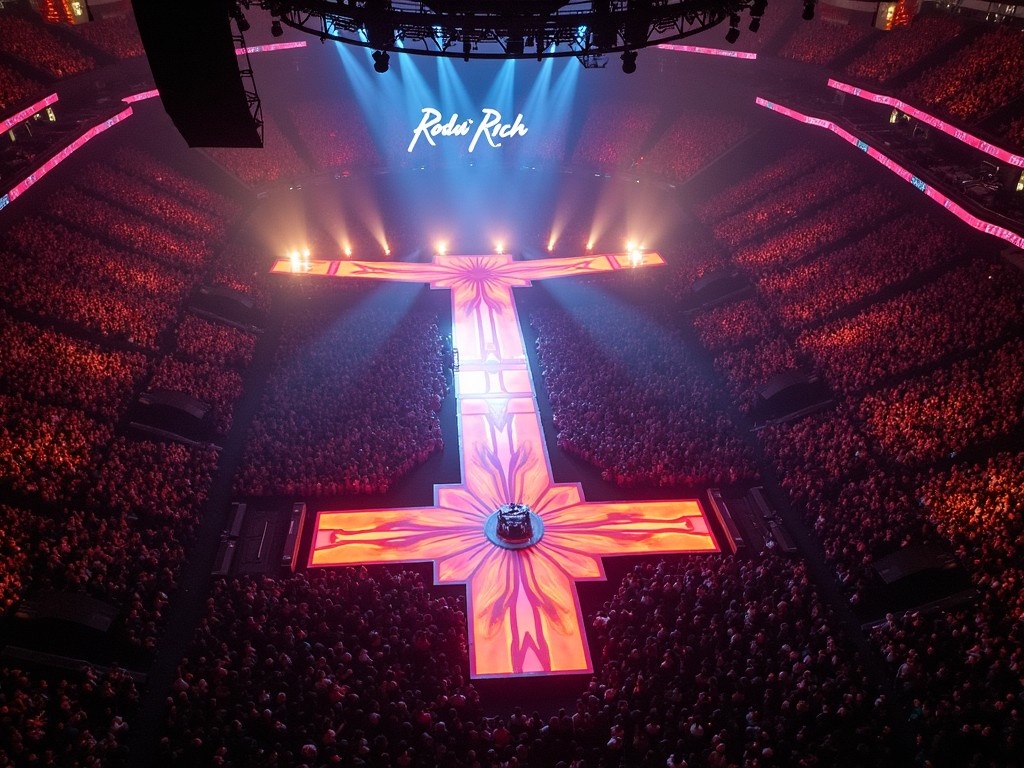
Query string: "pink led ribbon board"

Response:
xmin=755 ymin=97 xmax=1024 ymax=251
xmin=827 ymin=79 xmax=1024 ymax=168
xmin=272 ymin=252 xmax=718 ymax=678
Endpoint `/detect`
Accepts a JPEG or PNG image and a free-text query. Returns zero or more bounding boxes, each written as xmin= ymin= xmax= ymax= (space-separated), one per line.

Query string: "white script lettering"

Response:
xmin=408 ymin=107 xmax=528 ymax=153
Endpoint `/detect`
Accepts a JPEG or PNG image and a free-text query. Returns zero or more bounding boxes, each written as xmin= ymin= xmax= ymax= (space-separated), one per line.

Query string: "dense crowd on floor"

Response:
xmin=0 ymin=63 xmax=44 ymax=112
xmin=0 ymin=664 xmax=138 ymax=767
xmin=532 ymin=304 xmax=759 ymax=488
xmin=234 ymin=298 xmax=447 ymax=497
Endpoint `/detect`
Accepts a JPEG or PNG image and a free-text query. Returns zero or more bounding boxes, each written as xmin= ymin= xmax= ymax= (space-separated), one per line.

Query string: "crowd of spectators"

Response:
xmin=714 ymin=335 xmax=802 ymax=415
xmin=159 ymin=567 xmax=476 ymax=767
xmin=0 ymin=217 xmax=185 ymax=349
xmin=711 ymin=162 xmax=862 ymax=248
xmin=779 ymin=16 xmax=874 ymax=67
xmin=80 ymin=162 xmax=228 ymax=243
xmin=206 ymin=111 xmax=309 ymax=186
xmin=72 ymin=12 xmax=146 ymax=60
xmin=756 ymin=212 xmax=961 ymax=329
xmin=886 ymin=451 xmax=1024 ymax=767
xmin=0 ymin=310 xmax=148 ymax=422
xmin=685 ymin=139 xmax=1024 ymax=767
xmin=0 ymin=664 xmax=138 ymax=767
xmin=175 ymin=314 xmax=258 ymax=369
xmin=532 ymin=304 xmax=759 ymax=487
xmin=572 ymin=101 xmax=658 ymax=170
xmin=148 ymin=357 xmax=244 ymax=435
xmin=0 ymin=63 xmax=45 ymax=112
xmin=844 ymin=14 xmax=966 ymax=84
xmin=734 ymin=186 xmax=894 ymax=274
xmin=158 ymin=552 xmax=902 ymax=767
xmin=692 ymin=298 xmax=775 ymax=353
xmin=49 ymin=186 xmax=212 ymax=271
xmin=859 ymin=338 xmax=1024 ymax=466
xmin=694 ymin=148 xmax=820 ymax=225
xmin=0 ymin=393 xmax=112 ymax=503
xmin=0 ymin=139 xmax=256 ymax=762
xmin=234 ymin=302 xmax=446 ymax=497
xmin=0 ymin=14 xmax=95 ymax=78
xmin=289 ymin=99 xmax=383 ymax=171
xmin=796 ymin=260 xmax=1024 ymax=395
xmin=903 ymin=25 xmax=1024 ymax=122
xmin=109 ymin=147 xmax=244 ymax=223
xmin=639 ymin=112 xmax=749 ymax=184
xmin=584 ymin=553 xmax=894 ymax=767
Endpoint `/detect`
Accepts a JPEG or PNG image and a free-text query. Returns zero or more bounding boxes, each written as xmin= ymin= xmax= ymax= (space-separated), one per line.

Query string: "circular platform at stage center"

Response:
xmin=484 ymin=502 xmax=545 ymax=549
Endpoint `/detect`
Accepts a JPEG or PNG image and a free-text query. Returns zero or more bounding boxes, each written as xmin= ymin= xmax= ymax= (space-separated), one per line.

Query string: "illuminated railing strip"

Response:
xmin=657 ymin=43 xmax=757 ymax=60
xmin=755 ymin=97 xmax=1024 ymax=250
xmin=233 ymin=41 xmax=307 ymax=55
xmin=1 ymin=107 xmax=133 ymax=213
xmin=2 ymin=93 xmax=59 ymax=132
xmin=122 ymin=89 xmax=159 ymax=104
xmin=828 ymin=78 xmax=1024 ymax=168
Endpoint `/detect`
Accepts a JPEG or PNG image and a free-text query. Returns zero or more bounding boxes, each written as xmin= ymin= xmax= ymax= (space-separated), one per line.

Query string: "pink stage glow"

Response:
xmin=755 ymin=97 xmax=1024 ymax=250
xmin=2 ymin=93 xmax=58 ymax=132
xmin=2 ymin=107 xmax=133 ymax=212
xmin=657 ymin=43 xmax=757 ymax=60
xmin=272 ymin=252 xmax=719 ymax=678
xmin=827 ymin=79 xmax=1024 ymax=168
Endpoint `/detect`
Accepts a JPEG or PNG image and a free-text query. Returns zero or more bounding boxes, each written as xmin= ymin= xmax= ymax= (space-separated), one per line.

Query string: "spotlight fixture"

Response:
xmin=725 ymin=14 xmax=740 ymax=44
xmin=372 ymin=49 xmax=390 ymax=72
xmin=802 ymin=1 xmax=816 ymax=20
xmin=271 ymin=20 xmax=283 ymax=37
xmin=749 ymin=17 xmax=760 ymax=32
xmin=620 ymin=49 xmax=637 ymax=74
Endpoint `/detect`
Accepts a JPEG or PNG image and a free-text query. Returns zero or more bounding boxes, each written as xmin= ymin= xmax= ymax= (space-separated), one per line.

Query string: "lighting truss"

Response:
xmin=244 ymin=0 xmax=761 ymax=65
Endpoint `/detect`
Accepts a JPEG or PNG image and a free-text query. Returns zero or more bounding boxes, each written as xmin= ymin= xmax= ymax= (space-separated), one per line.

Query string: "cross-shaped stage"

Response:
xmin=271 ymin=251 xmax=719 ymax=678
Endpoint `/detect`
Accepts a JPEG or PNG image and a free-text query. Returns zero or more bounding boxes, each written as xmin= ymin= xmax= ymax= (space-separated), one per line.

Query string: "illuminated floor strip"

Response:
xmin=827 ymin=79 xmax=1024 ymax=168
xmin=756 ymin=97 xmax=1024 ymax=251
xmin=274 ymin=253 xmax=718 ymax=678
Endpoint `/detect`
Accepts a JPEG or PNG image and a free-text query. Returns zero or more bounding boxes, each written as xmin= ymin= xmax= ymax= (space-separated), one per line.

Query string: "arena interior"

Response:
xmin=1 ymin=0 xmax=1024 ymax=766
